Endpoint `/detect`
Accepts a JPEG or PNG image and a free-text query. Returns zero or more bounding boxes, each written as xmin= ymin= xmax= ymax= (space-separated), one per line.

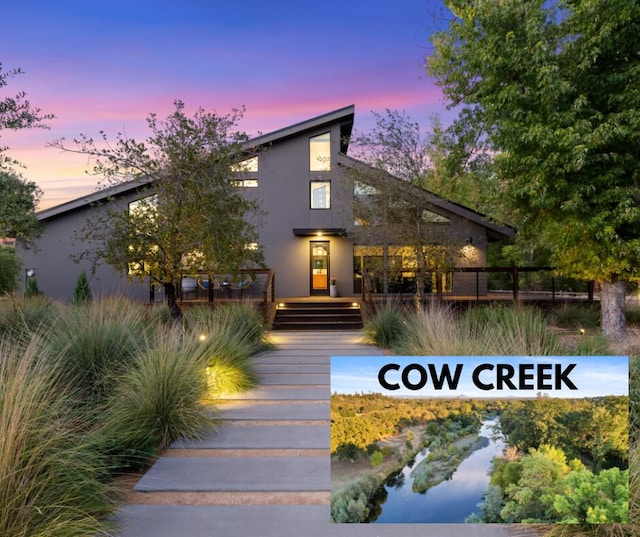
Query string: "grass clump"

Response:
xmin=44 ymin=298 xmax=153 ymax=407
xmin=362 ymin=302 xmax=409 ymax=349
xmin=0 ymin=295 xmax=54 ymax=343
xmin=547 ymin=302 xmax=601 ymax=330
xmin=0 ymin=336 xmax=114 ymax=537
xmin=184 ymin=303 xmax=266 ymax=397
xmin=391 ymin=303 xmax=588 ymax=356
xmin=98 ymin=328 xmax=216 ymax=470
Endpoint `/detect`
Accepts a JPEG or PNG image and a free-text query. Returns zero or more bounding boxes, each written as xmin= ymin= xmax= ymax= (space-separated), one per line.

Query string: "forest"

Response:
xmin=330 ymin=393 xmax=628 ymax=524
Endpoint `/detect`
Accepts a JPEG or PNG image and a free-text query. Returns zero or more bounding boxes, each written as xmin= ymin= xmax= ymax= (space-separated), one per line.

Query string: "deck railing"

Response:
xmin=362 ymin=266 xmax=596 ymax=305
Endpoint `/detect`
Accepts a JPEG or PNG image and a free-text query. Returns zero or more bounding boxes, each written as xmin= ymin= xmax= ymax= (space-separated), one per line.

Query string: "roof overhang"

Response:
xmin=293 ymin=228 xmax=347 ymax=237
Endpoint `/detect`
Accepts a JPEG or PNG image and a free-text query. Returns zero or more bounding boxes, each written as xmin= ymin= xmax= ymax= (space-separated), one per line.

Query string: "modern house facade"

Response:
xmin=18 ymin=105 xmax=514 ymax=302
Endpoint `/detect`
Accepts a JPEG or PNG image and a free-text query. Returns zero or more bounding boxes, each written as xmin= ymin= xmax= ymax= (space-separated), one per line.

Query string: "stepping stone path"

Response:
xmin=114 ymin=331 xmax=523 ymax=536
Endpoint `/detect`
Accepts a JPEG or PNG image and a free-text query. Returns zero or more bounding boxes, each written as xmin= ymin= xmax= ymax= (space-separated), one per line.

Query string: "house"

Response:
xmin=17 ymin=105 xmax=514 ymax=303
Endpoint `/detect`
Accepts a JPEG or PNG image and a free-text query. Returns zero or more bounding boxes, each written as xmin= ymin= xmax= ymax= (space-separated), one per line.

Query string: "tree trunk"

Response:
xmin=600 ymin=280 xmax=626 ymax=341
xmin=164 ymin=282 xmax=183 ymax=321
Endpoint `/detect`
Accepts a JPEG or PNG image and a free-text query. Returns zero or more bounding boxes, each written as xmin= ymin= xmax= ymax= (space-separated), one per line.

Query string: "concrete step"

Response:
xmin=217 ymin=402 xmax=329 ymax=421
xmin=171 ymin=425 xmax=329 ymax=450
xmin=258 ymin=373 xmax=328 ymax=385
xmin=114 ymin=505 xmax=521 ymax=537
xmin=272 ymin=302 xmax=363 ymax=331
xmin=133 ymin=456 xmax=329 ymax=493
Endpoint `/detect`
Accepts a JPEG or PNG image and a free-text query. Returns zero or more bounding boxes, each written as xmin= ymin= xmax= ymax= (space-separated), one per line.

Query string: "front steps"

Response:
xmin=272 ymin=300 xmax=363 ymax=331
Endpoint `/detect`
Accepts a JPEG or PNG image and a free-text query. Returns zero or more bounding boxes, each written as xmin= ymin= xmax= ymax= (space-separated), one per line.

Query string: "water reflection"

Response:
xmin=368 ymin=418 xmax=505 ymax=523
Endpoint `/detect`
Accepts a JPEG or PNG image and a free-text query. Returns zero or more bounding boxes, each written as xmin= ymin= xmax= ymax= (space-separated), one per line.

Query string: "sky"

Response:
xmin=2 ymin=0 xmax=455 ymax=210
xmin=331 ymin=355 xmax=629 ymax=399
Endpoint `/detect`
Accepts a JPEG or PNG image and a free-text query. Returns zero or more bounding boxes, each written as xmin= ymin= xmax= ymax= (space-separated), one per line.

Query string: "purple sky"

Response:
xmin=3 ymin=0 xmax=454 ymax=209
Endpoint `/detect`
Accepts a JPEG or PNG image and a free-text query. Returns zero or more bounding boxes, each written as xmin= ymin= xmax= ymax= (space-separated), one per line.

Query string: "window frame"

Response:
xmin=310 ymin=180 xmax=331 ymax=209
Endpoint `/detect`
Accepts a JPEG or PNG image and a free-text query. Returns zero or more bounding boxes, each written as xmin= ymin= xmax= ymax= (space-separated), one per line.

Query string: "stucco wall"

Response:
xmin=17 ymin=195 xmax=148 ymax=302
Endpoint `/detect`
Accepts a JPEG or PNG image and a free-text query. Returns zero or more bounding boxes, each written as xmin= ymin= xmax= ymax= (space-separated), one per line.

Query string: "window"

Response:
xmin=230 ymin=156 xmax=258 ymax=187
xmin=311 ymin=181 xmax=330 ymax=209
xmin=421 ymin=209 xmax=450 ymax=224
xmin=310 ymin=132 xmax=331 ymax=171
xmin=128 ymin=195 xmax=157 ymax=216
xmin=231 ymin=156 xmax=258 ymax=172
xmin=230 ymin=179 xmax=258 ymax=188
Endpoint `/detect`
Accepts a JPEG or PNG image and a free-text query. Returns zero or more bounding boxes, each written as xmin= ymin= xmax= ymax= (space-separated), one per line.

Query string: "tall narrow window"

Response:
xmin=311 ymin=181 xmax=331 ymax=209
xmin=310 ymin=132 xmax=331 ymax=171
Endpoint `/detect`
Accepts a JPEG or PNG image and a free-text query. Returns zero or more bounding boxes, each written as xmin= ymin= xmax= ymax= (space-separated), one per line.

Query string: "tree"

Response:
xmin=429 ymin=0 xmax=640 ymax=340
xmin=553 ymin=467 xmax=628 ymax=523
xmin=0 ymin=169 xmax=41 ymax=244
xmin=0 ymin=245 xmax=19 ymax=294
xmin=51 ymin=101 xmax=264 ymax=318
xmin=72 ymin=270 xmax=92 ymax=305
xmin=347 ymin=110 xmax=469 ymax=307
xmin=1 ymin=62 xmax=54 ymax=167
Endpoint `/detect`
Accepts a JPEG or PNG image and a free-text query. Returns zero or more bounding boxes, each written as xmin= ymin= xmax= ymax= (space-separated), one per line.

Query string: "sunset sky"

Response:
xmin=2 ymin=0 xmax=455 ymax=210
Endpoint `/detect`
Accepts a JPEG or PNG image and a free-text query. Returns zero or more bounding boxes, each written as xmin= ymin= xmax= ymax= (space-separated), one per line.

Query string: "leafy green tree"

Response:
xmin=0 ymin=245 xmax=19 ymax=293
xmin=429 ymin=0 xmax=640 ymax=340
xmin=0 ymin=169 xmax=41 ymax=244
xmin=51 ymin=101 xmax=264 ymax=318
xmin=347 ymin=110 xmax=470 ymax=306
xmin=500 ymin=445 xmax=570 ymax=522
xmin=370 ymin=450 xmax=384 ymax=467
xmin=1 ymin=62 xmax=54 ymax=167
xmin=553 ymin=467 xmax=628 ymax=523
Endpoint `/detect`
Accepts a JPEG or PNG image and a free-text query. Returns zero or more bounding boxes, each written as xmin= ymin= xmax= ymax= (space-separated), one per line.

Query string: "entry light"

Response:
xmin=278 ymin=303 xmax=286 ymax=308
xmin=352 ymin=302 xmax=359 ymax=308
xmin=316 ymin=231 xmax=323 ymax=237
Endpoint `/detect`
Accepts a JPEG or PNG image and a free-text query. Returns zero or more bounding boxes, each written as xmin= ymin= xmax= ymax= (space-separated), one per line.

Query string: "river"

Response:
xmin=368 ymin=418 xmax=506 ymax=523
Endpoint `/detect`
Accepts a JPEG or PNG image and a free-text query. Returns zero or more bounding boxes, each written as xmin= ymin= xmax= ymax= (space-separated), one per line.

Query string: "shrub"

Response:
xmin=24 ymin=275 xmax=42 ymax=297
xmin=98 ymin=328 xmax=215 ymax=470
xmin=72 ymin=270 xmax=93 ymax=305
xmin=0 ymin=245 xmax=18 ymax=293
xmin=0 ymin=336 xmax=114 ymax=536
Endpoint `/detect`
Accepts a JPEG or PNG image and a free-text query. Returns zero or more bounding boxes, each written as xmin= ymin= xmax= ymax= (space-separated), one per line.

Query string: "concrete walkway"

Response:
xmin=113 ymin=331 xmax=526 ymax=537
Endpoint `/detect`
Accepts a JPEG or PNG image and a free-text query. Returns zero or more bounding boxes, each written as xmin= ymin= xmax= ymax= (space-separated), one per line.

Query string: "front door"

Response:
xmin=310 ymin=241 xmax=330 ymax=296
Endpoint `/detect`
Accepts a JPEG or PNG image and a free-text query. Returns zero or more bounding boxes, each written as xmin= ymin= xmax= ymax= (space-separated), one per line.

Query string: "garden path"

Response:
xmin=112 ymin=331 xmax=528 ymax=537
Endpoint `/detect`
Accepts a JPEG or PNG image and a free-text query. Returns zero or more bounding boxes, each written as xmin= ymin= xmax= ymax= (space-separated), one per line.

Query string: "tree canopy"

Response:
xmin=52 ymin=101 xmax=264 ymax=317
xmin=1 ymin=62 xmax=54 ymax=168
xmin=0 ymin=168 xmax=41 ymax=244
xmin=428 ymin=0 xmax=640 ymax=339
xmin=347 ymin=110 xmax=473 ymax=304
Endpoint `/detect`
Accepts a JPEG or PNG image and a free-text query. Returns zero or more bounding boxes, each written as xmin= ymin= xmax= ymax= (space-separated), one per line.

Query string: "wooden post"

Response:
xmin=512 ymin=267 xmax=519 ymax=302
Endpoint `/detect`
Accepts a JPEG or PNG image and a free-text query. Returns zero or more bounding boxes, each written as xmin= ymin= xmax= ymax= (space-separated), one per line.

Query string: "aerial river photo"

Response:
xmin=368 ymin=418 xmax=506 ymax=523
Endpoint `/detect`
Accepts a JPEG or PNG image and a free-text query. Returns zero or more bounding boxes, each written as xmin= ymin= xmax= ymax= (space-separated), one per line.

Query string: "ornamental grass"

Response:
xmin=0 ymin=336 xmax=114 ymax=537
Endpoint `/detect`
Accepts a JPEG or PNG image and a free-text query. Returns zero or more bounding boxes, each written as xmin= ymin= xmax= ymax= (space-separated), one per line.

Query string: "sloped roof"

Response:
xmin=247 ymin=105 xmax=354 ymax=151
xmin=337 ymin=153 xmax=515 ymax=241
xmin=36 ymin=178 xmax=155 ymax=221
xmin=37 ymin=105 xmax=356 ymax=221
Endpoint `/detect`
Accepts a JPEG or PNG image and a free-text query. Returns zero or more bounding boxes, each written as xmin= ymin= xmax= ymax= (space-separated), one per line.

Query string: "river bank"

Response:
xmin=410 ymin=432 xmax=489 ymax=493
